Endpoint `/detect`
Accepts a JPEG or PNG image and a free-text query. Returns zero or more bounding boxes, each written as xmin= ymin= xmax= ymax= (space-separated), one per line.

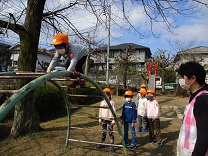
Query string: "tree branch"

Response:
xmin=42 ymin=1 xmax=79 ymax=17
xmin=0 ymin=19 xmax=27 ymax=35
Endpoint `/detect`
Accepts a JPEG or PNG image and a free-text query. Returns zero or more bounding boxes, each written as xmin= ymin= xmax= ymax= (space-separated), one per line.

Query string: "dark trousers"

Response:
xmin=148 ymin=118 xmax=161 ymax=142
xmin=138 ymin=115 xmax=147 ymax=129
xmin=65 ymin=55 xmax=87 ymax=73
xmin=100 ymin=120 xmax=114 ymax=144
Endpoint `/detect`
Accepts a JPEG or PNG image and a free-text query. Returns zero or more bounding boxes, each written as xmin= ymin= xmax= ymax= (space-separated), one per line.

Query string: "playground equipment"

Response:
xmin=0 ymin=71 xmax=128 ymax=156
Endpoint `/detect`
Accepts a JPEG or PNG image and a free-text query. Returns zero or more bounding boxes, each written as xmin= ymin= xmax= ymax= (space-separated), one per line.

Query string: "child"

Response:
xmin=135 ymin=84 xmax=147 ymax=106
xmin=146 ymin=90 xmax=162 ymax=146
xmin=96 ymin=88 xmax=116 ymax=153
xmin=136 ymin=88 xmax=148 ymax=133
xmin=121 ymin=90 xmax=137 ymax=150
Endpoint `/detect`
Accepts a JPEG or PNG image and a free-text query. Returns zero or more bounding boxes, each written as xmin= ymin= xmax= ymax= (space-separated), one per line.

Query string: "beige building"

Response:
xmin=174 ymin=46 xmax=208 ymax=83
xmin=9 ymin=43 xmax=54 ymax=72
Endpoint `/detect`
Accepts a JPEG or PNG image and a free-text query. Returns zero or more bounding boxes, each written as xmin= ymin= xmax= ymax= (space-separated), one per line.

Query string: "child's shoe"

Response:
xmin=79 ymin=81 xmax=87 ymax=88
xmin=129 ymin=146 xmax=136 ymax=151
xmin=136 ymin=128 xmax=142 ymax=133
xmin=142 ymin=128 xmax=146 ymax=133
xmin=149 ymin=140 xmax=154 ymax=144
xmin=68 ymin=81 xmax=79 ymax=88
xmin=158 ymin=140 xmax=163 ymax=147
xmin=109 ymin=146 xmax=115 ymax=153
xmin=96 ymin=144 xmax=105 ymax=149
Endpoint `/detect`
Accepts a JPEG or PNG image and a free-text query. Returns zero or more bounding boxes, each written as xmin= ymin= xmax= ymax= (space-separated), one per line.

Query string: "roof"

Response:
xmin=9 ymin=43 xmax=53 ymax=56
xmin=174 ymin=46 xmax=208 ymax=62
xmin=98 ymin=43 xmax=152 ymax=57
xmin=0 ymin=42 xmax=10 ymax=48
xmin=177 ymin=46 xmax=208 ymax=54
xmin=9 ymin=43 xmax=20 ymax=50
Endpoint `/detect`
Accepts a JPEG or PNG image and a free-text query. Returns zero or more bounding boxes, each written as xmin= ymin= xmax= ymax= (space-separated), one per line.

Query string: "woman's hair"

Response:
xmin=178 ymin=61 xmax=206 ymax=86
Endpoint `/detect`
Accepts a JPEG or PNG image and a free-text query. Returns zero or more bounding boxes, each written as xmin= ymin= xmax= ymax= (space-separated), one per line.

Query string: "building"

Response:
xmin=90 ymin=43 xmax=152 ymax=86
xmin=174 ymin=46 xmax=208 ymax=83
xmin=9 ymin=43 xmax=54 ymax=72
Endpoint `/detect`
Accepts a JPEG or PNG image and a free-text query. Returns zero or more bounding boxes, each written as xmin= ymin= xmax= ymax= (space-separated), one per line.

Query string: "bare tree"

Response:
xmin=0 ymin=0 xmax=207 ymax=138
xmin=113 ymin=45 xmax=136 ymax=89
xmin=153 ymin=49 xmax=174 ymax=94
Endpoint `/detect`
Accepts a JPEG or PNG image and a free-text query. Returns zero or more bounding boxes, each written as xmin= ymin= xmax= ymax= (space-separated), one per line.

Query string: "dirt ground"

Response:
xmin=0 ymin=94 xmax=189 ymax=156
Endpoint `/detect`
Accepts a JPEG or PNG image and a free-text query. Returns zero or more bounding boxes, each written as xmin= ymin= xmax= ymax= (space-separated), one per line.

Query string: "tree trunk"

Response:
xmin=10 ymin=0 xmax=46 ymax=138
xmin=161 ymin=60 xmax=165 ymax=94
xmin=123 ymin=63 xmax=128 ymax=89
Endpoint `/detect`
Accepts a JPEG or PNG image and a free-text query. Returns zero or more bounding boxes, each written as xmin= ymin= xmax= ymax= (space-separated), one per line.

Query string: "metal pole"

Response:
xmin=106 ymin=5 xmax=111 ymax=84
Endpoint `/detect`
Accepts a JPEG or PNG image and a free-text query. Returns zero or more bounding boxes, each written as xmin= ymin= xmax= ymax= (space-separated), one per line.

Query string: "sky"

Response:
xmin=0 ymin=0 xmax=208 ymax=56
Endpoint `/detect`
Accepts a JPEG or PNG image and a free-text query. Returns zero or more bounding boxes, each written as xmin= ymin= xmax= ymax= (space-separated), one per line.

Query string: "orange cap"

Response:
xmin=140 ymin=84 xmax=146 ymax=89
xmin=139 ymin=88 xmax=147 ymax=95
xmin=124 ymin=90 xmax=133 ymax=96
xmin=147 ymin=90 xmax=155 ymax=95
xmin=103 ymin=88 xmax=111 ymax=93
xmin=51 ymin=34 xmax=68 ymax=45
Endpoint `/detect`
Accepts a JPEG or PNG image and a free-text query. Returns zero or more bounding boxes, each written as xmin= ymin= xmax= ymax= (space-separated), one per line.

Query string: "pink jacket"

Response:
xmin=146 ymin=99 xmax=160 ymax=119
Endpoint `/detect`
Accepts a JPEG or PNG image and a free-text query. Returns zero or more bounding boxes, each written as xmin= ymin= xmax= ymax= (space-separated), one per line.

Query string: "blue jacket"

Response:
xmin=121 ymin=101 xmax=137 ymax=123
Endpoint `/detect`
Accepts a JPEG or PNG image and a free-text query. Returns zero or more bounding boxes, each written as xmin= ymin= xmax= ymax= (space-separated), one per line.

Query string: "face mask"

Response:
xmin=126 ymin=98 xmax=132 ymax=102
xmin=56 ymin=49 xmax=66 ymax=55
xmin=148 ymin=96 xmax=154 ymax=101
xmin=179 ymin=79 xmax=191 ymax=90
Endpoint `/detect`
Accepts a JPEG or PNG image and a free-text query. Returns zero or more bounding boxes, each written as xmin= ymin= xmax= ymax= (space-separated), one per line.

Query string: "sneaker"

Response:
xmin=136 ymin=128 xmax=142 ymax=133
xmin=68 ymin=81 xmax=79 ymax=88
xmin=96 ymin=144 xmax=105 ymax=149
xmin=158 ymin=141 xmax=163 ymax=147
xmin=142 ymin=128 xmax=146 ymax=134
xmin=149 ymin=140 xmax=154 ymax=144
xmin=129 ymin=146 xmax=136 ymax=151
xmin=79 ymin=81 xmax=87 ymax=88
xmin=125 ymin=143 xmax=129 ymax=146
xmin=109 ymin=146 xmax=115 ymax=153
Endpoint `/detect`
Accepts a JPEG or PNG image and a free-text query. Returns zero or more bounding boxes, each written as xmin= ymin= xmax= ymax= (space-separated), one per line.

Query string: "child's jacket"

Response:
xmin=99 ymin=100 xmax=116 ymax=121
xmin=137 ymin=98 xmax=147 ymax=116
xmin=121 ymin=101 xmax=137 ymax=123
xmin=146 ymin=99 xmax=160 ymax=119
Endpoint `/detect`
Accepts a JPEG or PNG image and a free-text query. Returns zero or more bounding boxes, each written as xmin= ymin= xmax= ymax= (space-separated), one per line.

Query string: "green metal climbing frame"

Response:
xmin=0 ymin=71 xmax=128 ymax=156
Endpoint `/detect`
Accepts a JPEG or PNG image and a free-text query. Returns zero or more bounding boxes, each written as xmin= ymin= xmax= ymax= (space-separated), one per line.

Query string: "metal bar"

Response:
xmin=15 ymin=72 xmax=45 ymax=75
xmin=70 ymin=104 xmax=111 ymax=109
xmin=0 ymin=72 xmax=16 ymax=76
xmin=0 ymin=76 xmax=39 ymax=79
xmin=0 ymin=90 xmax=18 ymax=94
xmin=67 ymin=94 xmax=103 ymax=98
xmin=51 ymin=78 xmax=84 ymax=81
xmin=68 ymin=139 xmax=123 ymax=147
xmin=48 ymin=80 xmax=71 ymax=147
xmin=70 ymin=126 xmax=119 ymax=133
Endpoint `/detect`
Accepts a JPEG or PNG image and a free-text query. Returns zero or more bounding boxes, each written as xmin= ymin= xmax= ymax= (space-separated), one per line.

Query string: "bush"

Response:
xmin=34 ymin=84 xmax=66 ymax=120
xmin=67 ymin=87 xmax=102 ymax=105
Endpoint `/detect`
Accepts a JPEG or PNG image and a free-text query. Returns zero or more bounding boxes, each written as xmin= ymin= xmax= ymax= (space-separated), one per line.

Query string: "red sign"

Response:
xmin=147 ymin=62 xmax=158 ymax=76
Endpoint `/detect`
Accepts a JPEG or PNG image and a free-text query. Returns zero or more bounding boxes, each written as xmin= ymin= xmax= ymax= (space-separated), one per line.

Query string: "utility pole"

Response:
xmin=85 ymin=33 xmax=91 ymax=75
xmin=106 ymin=5 xmax=111 ymax=84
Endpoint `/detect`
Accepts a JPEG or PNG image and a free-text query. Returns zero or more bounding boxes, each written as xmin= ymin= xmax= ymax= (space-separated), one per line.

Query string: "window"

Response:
xmin=109 ymin=51 xmax=114 ymax=58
